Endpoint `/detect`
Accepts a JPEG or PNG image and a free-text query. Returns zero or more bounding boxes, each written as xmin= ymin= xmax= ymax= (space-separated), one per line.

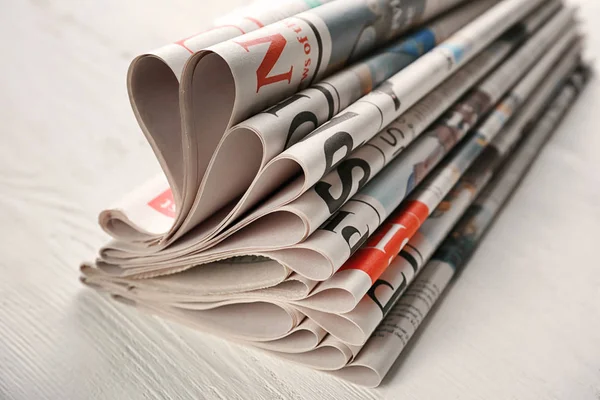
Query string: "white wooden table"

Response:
xmin=2 ymin=1 xmax=599 ymax=399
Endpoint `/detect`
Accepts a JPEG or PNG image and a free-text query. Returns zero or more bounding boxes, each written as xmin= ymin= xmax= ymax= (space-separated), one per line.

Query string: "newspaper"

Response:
xmin=111 ymin=0 xmax=335 ymax=239
xmin=310 ymin=9 xmax=578 ymax=308
xmin=81 ymin=54 xmax=588 ymax=370
xmin=331 ymin=65 xmax=592 ymax=386
xmin=106 ymin=0 xmax=471 ymax=249
xmin=94 ymin=0 xmax=552 ymax=283
xmin=279 ymin=33 xmax=583 ymax=346
xmin=184 ymin=0 xmax=544 ymax=248
xmin=148 ymin=5 xmax=575 ymax=288
xmin=82 ymin=21 xmax=582 ymax=342
xmin=85 ymin=8 xmax=560 ymax=327
xmin=139 ymin=0 xmax=335 ymax=81
xmin=201 ymin=0 xmax=498 ymax=231
xmin=79 ymin=0 xmax=590 ymax=387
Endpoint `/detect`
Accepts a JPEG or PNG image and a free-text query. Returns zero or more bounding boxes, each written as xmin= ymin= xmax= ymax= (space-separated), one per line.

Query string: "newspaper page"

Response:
xmin=331 ymin=65 xmax=591 ymax=386
xmin=302 ymin=41 xmax=583 ymax=347
xmin=78 ymin=0 xmax=591 ymax=387
xmin=80 ymin=52 xmax=586 ymax=357
xmin=325 ymin=13 xmax=577 ymax=294
xmin=81 ymin=45 xmax=583 ymax=347
xmin=93 ymin=0 xmax=551 ymax=283
xmin=85 ymin=4 xmax=564 ymax=309
xmin=264 ymin=8 xmax=574 ymax=282
xmin=105 ymin=0 xmax=470 ymax=250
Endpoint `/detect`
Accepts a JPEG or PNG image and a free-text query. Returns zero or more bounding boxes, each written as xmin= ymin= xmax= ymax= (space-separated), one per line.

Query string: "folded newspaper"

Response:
xmin=80 ymin=0 xmax=592 ymax=387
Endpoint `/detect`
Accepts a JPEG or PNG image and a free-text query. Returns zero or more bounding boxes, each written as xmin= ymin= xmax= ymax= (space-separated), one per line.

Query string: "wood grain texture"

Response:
xmin=1 ymin=0 xmax=599 ymax=399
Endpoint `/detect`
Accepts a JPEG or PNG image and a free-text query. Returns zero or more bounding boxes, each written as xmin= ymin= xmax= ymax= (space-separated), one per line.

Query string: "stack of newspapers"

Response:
xmin=81 ymin=0 xmax=592 ymax=387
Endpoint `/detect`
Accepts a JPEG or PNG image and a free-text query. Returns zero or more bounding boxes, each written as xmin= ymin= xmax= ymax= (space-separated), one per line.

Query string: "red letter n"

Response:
xmin=235 ymin=33 xmax=294 ymax=92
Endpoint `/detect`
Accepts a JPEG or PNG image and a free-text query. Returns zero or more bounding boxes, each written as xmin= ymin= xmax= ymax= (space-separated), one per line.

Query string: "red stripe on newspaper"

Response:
xmin=174 ymin=25 xmax=247 ymax=53
xmin=173 ymin=39 xmax=194 ymax=54
xmin=340 ymin=200 xmax=429 ymax=282
xmin=244 ymin=16 xmax=265 ymax=28
xmin=148 ymin=189 xmax=176 ymax=218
